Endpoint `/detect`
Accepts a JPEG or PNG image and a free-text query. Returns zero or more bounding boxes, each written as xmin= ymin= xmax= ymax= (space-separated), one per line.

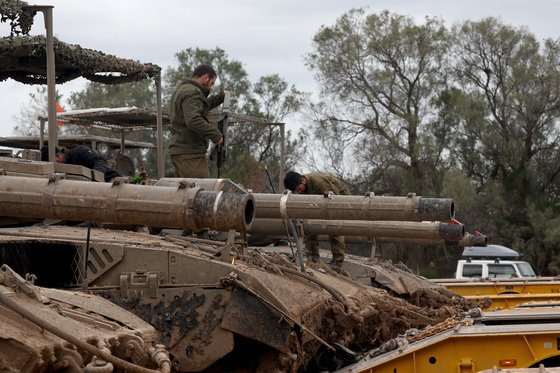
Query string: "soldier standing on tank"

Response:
xmin=283 ymin=171 xmax=350 ymax=268
xmin=168 ymin=64 xmax=224 ymax=178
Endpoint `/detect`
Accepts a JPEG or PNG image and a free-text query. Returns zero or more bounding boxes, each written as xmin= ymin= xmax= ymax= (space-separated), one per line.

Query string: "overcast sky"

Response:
xmin=1 ymin=0 xmax=560 ymax=138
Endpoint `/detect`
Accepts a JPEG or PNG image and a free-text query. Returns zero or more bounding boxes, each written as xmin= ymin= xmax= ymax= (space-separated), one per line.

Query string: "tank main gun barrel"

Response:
xmin=156 ymin=178 xmax=454 ymax=222
xmin=253 ymin=193 xmax=453 ymax=222
xmin=371 ymin=232 xmax=488 ymax=247
xmin=0 ymin=175 xmax=254 ymax=231
xmin=249 ymin=219 xmax=465 ymax=240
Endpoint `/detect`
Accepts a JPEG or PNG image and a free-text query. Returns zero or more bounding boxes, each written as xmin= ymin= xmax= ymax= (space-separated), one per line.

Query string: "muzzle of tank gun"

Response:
xmin=416 ymin=197 xmax=455 ymax=222
xmin=192 ymin=190 xmax=254 ymax=232
xmin=437 ymin=221 xmax=465 ymax=240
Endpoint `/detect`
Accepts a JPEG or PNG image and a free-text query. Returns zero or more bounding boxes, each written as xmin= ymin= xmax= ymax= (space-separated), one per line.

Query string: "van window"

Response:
xmin=488 ymin=264 xmax=517 ymax=278
xmin=517 ymin=262 xmax=536 ymax=276
xmin=462 ymin=264 xmax=483 ymax=278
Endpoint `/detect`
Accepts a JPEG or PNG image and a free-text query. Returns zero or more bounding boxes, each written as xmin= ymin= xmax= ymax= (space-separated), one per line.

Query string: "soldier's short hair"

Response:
xmin=192 ymin=64 xmax=217 ymax=79
xmin=284 ymin=171 xmax=303 ymax=192
xmin=40 ymin=146 xmax=64 ymax=161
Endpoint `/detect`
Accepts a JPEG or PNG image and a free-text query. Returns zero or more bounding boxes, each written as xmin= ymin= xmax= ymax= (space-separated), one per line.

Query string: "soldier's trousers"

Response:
xmin=171 ymin=154 xmax=209 ymax=178
xmin=306 ymin=234 xmax=345 ymax=263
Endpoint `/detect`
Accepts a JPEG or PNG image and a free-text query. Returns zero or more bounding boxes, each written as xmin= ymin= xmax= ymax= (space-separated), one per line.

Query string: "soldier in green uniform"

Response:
xmin=169 ymin=64 xmax=224 ymax=178
xmin=283 ymin=171 xmax=350 ymax=268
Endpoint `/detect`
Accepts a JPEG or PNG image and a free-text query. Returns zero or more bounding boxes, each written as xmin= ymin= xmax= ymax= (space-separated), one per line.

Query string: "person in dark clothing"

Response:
xmin=284 ymin=170 xmax=350 ymax=268
xmin=41 ymin=145 xmax=121 ymax=182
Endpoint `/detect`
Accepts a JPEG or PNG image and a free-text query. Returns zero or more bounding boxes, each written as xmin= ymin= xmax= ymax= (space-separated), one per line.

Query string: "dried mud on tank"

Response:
xmin=237 ymin=249 xmax=479 ymax=362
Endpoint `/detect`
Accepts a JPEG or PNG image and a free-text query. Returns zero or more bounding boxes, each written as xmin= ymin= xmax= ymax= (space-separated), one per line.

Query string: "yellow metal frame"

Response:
xmin=463 ymin=293 xmax=560 ymax=310
xmin=345 ymin=327 xmax=560 ymax=373
xmin=442 ymin=280 xmax=560 ymax=297
xmin=437 ymin=279 xmax=560 ymax=310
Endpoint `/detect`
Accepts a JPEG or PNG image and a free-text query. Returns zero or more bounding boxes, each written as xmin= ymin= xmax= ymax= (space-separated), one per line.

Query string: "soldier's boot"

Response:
xmin=327 ymin=260 xmax=342 ymax=270
xmin=329 ymin=235 xmax=345 ymax=267
xmin=306 ymin=237 xmax=322 ymax=264
xmin=310 ymin=254 xmax=321 ymax=263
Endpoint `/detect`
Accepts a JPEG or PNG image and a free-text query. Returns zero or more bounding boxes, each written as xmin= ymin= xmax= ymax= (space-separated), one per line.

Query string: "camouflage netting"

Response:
xmin=0 ymin=35 xmax=161 ymax=84
xmin=0 ymin=0 xmax=160 ymax=84
xmin=0 ymin=0 xmax=35 ymax=36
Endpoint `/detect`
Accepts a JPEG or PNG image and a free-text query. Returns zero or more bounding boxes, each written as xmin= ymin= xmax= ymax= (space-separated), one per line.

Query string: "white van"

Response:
xmin=455 ymin=244 xmax=536 ymax=279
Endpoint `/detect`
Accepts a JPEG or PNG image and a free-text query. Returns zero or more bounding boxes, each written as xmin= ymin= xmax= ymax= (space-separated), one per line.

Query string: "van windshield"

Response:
xmin=517 ymin=262 xmax=536 ymax=276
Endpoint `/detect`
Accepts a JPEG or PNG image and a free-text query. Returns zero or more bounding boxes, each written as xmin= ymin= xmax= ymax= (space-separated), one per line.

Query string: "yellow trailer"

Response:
xmin=435 ymin=278 xmax=560 ymax=310
xmin=336 ymin=308 xmax=560 ymax=373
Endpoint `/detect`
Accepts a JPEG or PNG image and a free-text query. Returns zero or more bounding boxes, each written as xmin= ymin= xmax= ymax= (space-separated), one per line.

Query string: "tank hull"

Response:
xmin=0 ymin=225 xmax=467 ymax=372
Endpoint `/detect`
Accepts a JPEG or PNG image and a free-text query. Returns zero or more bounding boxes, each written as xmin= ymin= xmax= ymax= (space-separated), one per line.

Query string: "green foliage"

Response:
xmin=253 ymin=74 xmax=304 ymax=122
xmin=419 ymin=265 xmax=439 ymax=279
xmin=218 ymin=153 xmax=270 ymax=193
xmin=12 ymin=86 xmax=48 ymax=136
xmin=441 ymin=171 xmax=480 ymax=226
xmin=306 ymin=9 xmax=560 ymax=275
xmin=447 ymin=17 xmax=560 ymax=264
xmin=451 ymin=17 xmax=560 ymax=199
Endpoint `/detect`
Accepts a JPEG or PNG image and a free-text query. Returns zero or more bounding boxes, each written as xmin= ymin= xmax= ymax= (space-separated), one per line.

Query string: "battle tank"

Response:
xmin=0 ymin=157 xmax=478 ymax=372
